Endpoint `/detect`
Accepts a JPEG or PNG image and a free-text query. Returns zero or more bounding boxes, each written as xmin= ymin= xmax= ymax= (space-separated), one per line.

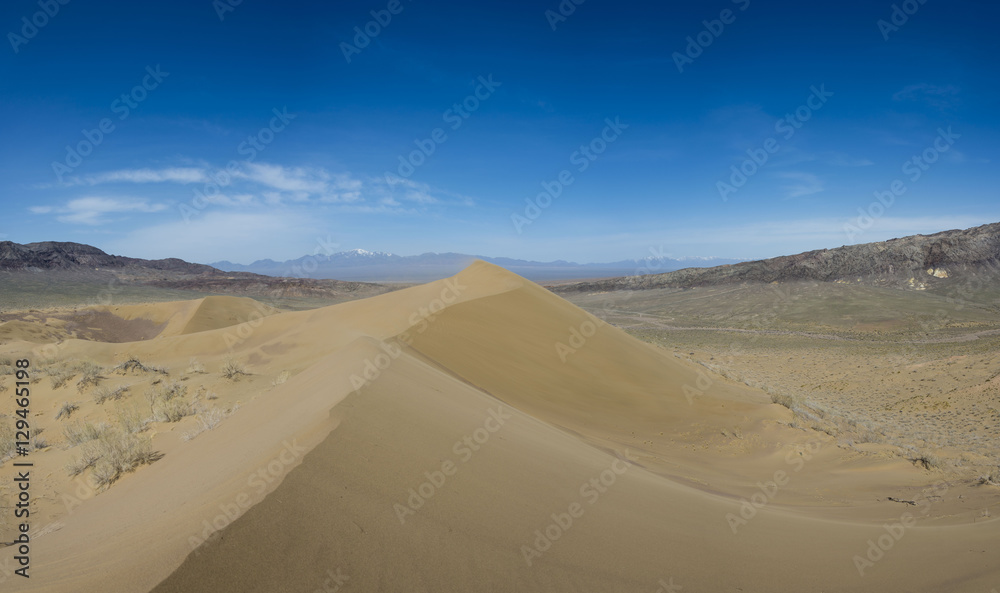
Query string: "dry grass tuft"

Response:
xmin=63 ymin=421 xmax=110 ymax=446
xmin=904 ymin=447 xmax=940 ymax=470
xmin=181 ymin=406 xmax=235 ymax=441
xmin=145 ymin=381 xmax=192 ymax=423
xmin=115 ymin=404 xmax=147 ymax=434
xmin=93 ymin=384 xmax=130 ymax=404
xmin=67 ymin=428 xmax=159 ymax=487
xmin=975 ymin=469 xmax=999 ymax=486
xmin=221 ymin=357 xmax=249 ymax=381
xmin=55 ymin=401 xmax=79 ymax=420
xmin=75 ymin=362 xmax=103 ymax=392
xmin=0 ymin=417 xmax=15 ymax=463
xmin=185 ymin=357 xmax=206 ymax=374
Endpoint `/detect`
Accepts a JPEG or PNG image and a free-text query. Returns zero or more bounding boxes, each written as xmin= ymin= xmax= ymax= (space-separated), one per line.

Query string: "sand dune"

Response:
xmin=93 ymin=296 xmax=281 ymax=338
xmin=1 ymin=262 xmax=997 ymax=592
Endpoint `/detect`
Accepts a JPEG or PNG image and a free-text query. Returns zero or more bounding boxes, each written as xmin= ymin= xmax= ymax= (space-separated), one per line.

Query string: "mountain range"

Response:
xmin=211 ymin=250 xmax=744 ymax=282
xmin=552 ymin=222 xmax=1000 ymax=293
xmin=3 ymin=221 xmax=999 ymax=295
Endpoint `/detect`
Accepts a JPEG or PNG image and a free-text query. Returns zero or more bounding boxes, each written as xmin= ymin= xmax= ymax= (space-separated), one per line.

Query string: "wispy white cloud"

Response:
xmin=892 ymin=83 xmax=961 ymax=109
xmin=384 ymin=176 xmax=439 ymax=204
xmin=51 ymin=197 xmax=168 ymax=225
xmin=76 ymin=167 xmax=208 ymax=186
xmin=235 ymin=163 xmax=329 ymax=193
xmin=32 ymin=162 xmax=472 ymax=230
xmin=776 ymin=172 xmax=823 ymax=199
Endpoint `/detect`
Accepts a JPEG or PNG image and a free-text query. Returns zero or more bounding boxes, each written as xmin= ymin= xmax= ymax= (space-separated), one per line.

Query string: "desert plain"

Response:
xmin=0 ymin=260 xmax=998 ymax=592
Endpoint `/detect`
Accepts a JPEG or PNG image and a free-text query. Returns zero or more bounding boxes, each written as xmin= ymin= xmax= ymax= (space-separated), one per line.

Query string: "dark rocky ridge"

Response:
xmin=0 ymin=241 xmax=389 ymax=303
xmin=0 ymin=241 xmax=217 ymax=275
xmin=551 ymin=222 xmax=1000 ymax=293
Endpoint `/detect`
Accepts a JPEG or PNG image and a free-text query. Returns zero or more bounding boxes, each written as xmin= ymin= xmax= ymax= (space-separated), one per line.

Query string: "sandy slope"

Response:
xmin=1 ymin=261 xmax=998 ymax=592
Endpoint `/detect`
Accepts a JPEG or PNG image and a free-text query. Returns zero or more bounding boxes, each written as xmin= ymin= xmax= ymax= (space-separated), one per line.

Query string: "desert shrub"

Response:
xmin=161 ymin=381 xmax=187 ymax=400
xmin=144 ymin=381 xmax=187 ymax=410
xmin=221 ymin=357 xmax=248 ymax=380
xmin=0 ymin=378 xmax=9 ymax=393
xmin=93 ymin=384 xmax=130 ymax=404
xmin=112 ymin=355 xmax=167 ymax=376
xmin=115 ymin=404 xmax=146 ymax=434
xmin=63 ymin=421 xmax=109 ymax=446
xmin=151 ymin=397 xmax=192 ymax=423
xmin=770 ymin=392 xmax=801 ymax=409
xmin=86 ymin=429 xmax=158 ymax=487
xmin=31 ymin=435 xmax=48 ymax=451
xmin=55 ymin=401 xmax=79 ymax=420
xmin=66 ymin=442 xmax=101 ymax=476
xmin=272 ymin=370 xmax=291 ymax=386
xmin=185 ymin=357 xmax=206 ymax=374
xmin=905 ymin=448 xmax=940 ymax=470
xmin=181 ymin=406 xmax=233 ymax=441
xmin=975 ymin=469 xmax=999 ymax=486
xmin=0 ymin=417 xmax=14 ymax=462
xmin=76 ymin=362 xmax=103 ymax=391
xmin=844 ymin=418 xmax=883 ymax=444
xmin=50 ymin=369 xmax=74 ymax=389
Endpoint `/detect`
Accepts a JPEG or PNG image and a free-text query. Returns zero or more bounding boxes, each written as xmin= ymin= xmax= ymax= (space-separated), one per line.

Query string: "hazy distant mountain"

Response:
xmin=552 ymin=222 xmax=1000 ymax=293
xmin=211 ymin=249 xmax=745 ymax=282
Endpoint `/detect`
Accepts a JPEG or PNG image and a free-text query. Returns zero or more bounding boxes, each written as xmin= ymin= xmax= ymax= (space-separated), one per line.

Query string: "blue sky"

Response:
xmin=1 ymin=0 xmax=997 ymax=265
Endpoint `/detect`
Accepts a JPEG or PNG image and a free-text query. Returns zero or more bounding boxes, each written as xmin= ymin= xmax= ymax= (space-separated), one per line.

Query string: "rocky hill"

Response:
xmin=0 ymin=241 xmax=389 ymax=305
xmin=551 ymin=222 xmax=1000 ymax=293
xmin=0 ymin=241 xmax=217 ymax=275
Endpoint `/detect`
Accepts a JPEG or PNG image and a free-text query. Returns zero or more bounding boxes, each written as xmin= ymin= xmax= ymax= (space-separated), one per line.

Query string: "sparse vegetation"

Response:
xmin=0 ymin=417 xmax=15 ymax=463
xmin=272 ymin=370 xmax=291 ymax=386
xmin=770 ymin=392 xmax=800 ymax=410
xmin=115 ymin=404 xmax=146 ymax=434
xmin=112 ymin=355 xmax=168 ymax=376
xmin=76 ymin=362 xmax=103 ymax=391
xmin=93 ymin=384 xmax=130 ymax=404
xmin=185 ymin=357 xmax=206 ymax=374
xmin=63 ymin=421 xmax=110 ymax=446
xmin=55 ymin=401 xmax=80 ymax=420
xmin=50 ymin=368 xmax=74 ymax=389
xmin=221 ymin=357 xmax=248 ymax=380
xmin=145 ymin=381 xmax=192 ymax=423
xmin=67 ymin=428 xmax=158 ymax=487
xmin=66 ymin=443 xmax=101 ymax=476
xmin=31 ymin=435 xmax=49 ymax=451
xmin=181 ymin=406 xmax=234 ymax=441
xmin=903 ymin=447 xmax=940 ymax=471
xmin=152 ymin=398 xmax=192 ymax=423
xmin=975 ymin=469 xmax=999 ymax=486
